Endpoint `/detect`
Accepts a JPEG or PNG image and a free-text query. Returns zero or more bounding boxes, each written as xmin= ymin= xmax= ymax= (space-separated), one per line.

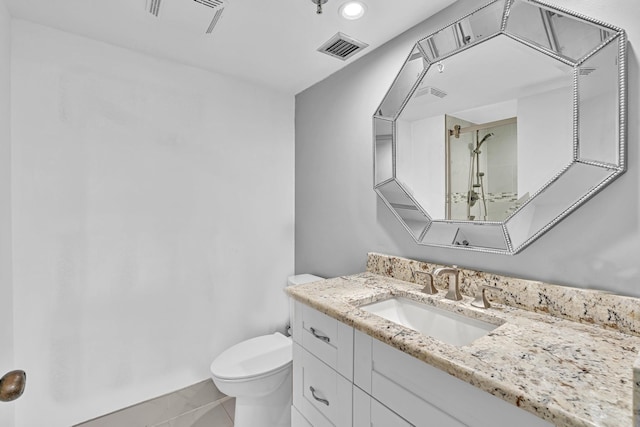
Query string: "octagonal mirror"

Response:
xmin=373 ymin=0 xmax=627 ymax=254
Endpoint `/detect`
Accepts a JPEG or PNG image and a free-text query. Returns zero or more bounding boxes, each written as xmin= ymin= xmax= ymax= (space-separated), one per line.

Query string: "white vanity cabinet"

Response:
xmin=292 ymin=301 xmax=354 ymax=427
xmin=291 ymin=301 xmax=552 ymax=427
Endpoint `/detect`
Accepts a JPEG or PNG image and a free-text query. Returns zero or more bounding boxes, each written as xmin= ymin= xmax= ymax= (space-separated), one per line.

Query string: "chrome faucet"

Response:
xmin=411 ymin=269 xmax=438 ymax=295
xmin=434 ymin=266 xmax=462 ymax=301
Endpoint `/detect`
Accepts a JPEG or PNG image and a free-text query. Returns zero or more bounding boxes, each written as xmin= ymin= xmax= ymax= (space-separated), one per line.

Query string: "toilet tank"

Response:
xmin=287 ymin=274 xmax=323 ymax=336
xmin=287 ymin=274 xmax=323 ymax=287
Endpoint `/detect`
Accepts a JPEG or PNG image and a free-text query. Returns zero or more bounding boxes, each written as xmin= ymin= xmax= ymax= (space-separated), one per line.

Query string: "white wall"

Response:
xmin=11 ymin=20 xmax=294 ymax=427
xmin=518 ymin=86 xmax=573 ymax=196
xmin=295 ymin=0 xmax=640 ymax=297
xmin=0 ymin=0 xmax=13 ymax=424
xmin=401 ymin=115 xmax=445 ymax=218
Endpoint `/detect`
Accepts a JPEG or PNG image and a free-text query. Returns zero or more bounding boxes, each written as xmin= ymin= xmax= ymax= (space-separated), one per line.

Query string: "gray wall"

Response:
xmin=295 ymin=0 xmax=640 ymax=297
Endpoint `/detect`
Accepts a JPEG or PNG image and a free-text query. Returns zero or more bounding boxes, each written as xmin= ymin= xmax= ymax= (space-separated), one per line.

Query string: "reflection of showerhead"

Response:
xmin=479 ymin=132 xmax=494 ymax=145
xmin=474 ymin=132 xmax=494 ymax=152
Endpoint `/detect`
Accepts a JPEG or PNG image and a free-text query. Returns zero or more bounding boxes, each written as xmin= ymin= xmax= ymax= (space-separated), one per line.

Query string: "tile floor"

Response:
xmin=75 ymin=379 xmax=234 ymax=427
xmin=152 ymin=397 xmax=235 ymax=427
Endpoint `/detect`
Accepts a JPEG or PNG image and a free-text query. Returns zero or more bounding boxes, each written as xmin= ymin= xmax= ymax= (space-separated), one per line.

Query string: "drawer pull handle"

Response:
xmin=310 ymin=327 xmax=330 ymax=343
xmin=309 ymin=386 xmax=330 ymax=406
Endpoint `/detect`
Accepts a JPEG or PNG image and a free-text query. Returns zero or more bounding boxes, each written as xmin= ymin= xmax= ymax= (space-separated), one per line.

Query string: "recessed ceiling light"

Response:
xmin=339 ymin=1 xmax=367 ymax=20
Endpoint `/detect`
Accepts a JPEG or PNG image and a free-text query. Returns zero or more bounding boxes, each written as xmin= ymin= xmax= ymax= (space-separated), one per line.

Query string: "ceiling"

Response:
xmin=5 ymin=0 xmax=457 ymax=95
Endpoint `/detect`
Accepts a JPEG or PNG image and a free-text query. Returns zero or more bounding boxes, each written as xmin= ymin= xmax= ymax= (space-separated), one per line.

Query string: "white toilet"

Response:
xmin=210 ymin=274 xmax=323 ymax=427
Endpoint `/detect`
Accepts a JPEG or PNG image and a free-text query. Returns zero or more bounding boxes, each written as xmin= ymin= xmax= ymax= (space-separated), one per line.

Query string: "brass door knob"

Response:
xmin=0 ymin=370 xmax=26 ymax=402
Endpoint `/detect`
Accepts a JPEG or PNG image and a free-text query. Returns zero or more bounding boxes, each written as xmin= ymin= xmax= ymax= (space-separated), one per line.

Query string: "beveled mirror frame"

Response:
xmin=373 ymin=0 xmax=627 ymax=254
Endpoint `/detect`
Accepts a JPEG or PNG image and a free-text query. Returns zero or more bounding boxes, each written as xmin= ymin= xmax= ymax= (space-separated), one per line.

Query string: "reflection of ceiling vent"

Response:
xmin=146 ymin=0 xmax=228 ymax=35
xmin=318 ymin=33 xmax=369 ymax=61
xmin=415 ymin=86 xmax=448 ymax=99
xmin=579 ymin=67 xmax=597 ymax=76
xmin=390 ymin=203 xmax=419 ymax=211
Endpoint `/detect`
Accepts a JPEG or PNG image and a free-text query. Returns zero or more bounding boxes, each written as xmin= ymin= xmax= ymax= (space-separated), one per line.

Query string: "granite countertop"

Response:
xmin=286 ymin=272 xmax=640 ymax=427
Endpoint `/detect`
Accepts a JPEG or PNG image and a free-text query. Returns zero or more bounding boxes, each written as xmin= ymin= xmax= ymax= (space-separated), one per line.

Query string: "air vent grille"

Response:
xmin=147 ymin=0 xmax=162 ymax=16
xmin=415 ymin=86 xmax=448 ymax=99
xmin=206 ymin=9 xmax=225 ymax=33
xmin=146 ymin=0 xmax=227 ymax=35
xmin=579 ymin=67 xmax=597 ymax=76
xmin=327 ymin=40 xmax=359 ymax=58
xmin=318 ymin=33 xmax=369 ymax=61
xmin=194 ymin=0 xmax=224 ymax=9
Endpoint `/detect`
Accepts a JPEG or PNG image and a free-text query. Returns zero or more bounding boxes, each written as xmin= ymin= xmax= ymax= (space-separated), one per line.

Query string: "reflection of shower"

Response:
xmin=467 ymin=131 xmax=494 ymax=220
xmin=475 ymin=132 xmax=494 ymax=152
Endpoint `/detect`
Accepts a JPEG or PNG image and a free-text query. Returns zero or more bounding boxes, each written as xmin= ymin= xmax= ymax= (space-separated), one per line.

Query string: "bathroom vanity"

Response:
xmin=287 ymin=253 xmax=640 ymax=427
xmin=291 ymin=300 xmax=550 ymax=426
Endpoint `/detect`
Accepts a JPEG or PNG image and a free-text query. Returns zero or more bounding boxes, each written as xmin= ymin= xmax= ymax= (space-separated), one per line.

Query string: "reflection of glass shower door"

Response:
xmin=446 ymin=116 xmax=518 ymax=221
xmin=446 ymin=124 xmax=475 ymax=220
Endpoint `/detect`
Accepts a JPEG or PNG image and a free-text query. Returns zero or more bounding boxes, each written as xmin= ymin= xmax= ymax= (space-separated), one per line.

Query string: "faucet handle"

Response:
xmin=471 ymin=285 xmax=502 ymax=309
xmin=411 ymin=270 xmax=438 ymax=295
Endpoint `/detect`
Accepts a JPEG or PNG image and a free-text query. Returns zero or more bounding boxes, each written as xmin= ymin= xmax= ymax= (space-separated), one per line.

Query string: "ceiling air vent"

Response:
xmin=318 ymin=33 xmax=369 ymax=61
xmin=146 ymin=0 xmax=227 ymax=35
xmin=147 ymin=0 xmax=162 ymax=17
xmin=205 ymin=8 xmax=225 ymax=34
xmin=193 ymin=0 xmax=224 ymax=8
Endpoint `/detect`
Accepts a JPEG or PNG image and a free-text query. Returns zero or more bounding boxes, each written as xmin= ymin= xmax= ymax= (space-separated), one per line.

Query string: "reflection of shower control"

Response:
xmin=453 ymin=228 xmax=470 ymax=247
xmin=468 ymin=190 xmax=479 ymax=206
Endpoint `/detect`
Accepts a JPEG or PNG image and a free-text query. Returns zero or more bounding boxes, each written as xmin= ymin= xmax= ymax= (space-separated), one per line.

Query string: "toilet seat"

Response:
xmin=210 ymin=332 xmax=292 ymax=381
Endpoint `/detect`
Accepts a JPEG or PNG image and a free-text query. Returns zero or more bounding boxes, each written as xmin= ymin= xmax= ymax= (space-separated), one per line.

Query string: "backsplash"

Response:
xmin=367 ymin=253 xmax=640 ymax=337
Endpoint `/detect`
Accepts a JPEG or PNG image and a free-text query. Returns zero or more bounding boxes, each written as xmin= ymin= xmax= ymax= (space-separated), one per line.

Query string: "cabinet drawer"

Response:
xmin=293 ymin=343 xmax=352 ymax=427
xmin=295 ymin=301 xmax=354 ymax=379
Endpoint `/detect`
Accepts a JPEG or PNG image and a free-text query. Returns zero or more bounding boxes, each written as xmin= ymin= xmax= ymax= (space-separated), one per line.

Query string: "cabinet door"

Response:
xmin=371 ymin=338 xmax=552 ymax=427
xmin=355 ymin=332 xmax=552 ymax=427
xmin=353 ymin=386 xmax=413 ymax=427
xmin=293 ymin=342 xmax=353 ymax=427
xmin=354 ymin=330 xmax=373 ymax=394
xmin=292 ymin=405 xmax=313 ymax=427
xmin=371 ymin=370 xmax=465 ymax=427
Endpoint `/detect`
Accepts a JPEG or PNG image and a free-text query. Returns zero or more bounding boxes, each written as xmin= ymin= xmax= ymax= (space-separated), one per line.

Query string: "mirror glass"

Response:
xmin=374 ymin=118 xmax=394 ymax=185
xmin=397 ymin=34 xmax=575 ymax=222
xmin=376 ymin=179 xmax=430 ymax=241
xmin=376 ymin=46 xmax=428 ymax=119
xmin=373 ymin=0 xmax=627 ymax=254
xmin=577 ymin=40 xmax=621 ymax=165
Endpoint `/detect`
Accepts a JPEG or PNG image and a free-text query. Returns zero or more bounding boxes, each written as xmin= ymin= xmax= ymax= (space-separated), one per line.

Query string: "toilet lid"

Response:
xmin=210 ymin=332 xmax=292 ymax=380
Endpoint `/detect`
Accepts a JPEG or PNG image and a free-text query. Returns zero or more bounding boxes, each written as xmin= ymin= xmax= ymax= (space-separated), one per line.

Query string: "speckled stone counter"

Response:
xmin=286 ymin=254 xmax=640 ymax=427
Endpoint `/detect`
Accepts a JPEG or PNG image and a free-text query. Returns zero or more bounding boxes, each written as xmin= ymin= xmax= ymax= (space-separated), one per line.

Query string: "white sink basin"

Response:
xmin=360 ymin=297 xmax=499 ymax=346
